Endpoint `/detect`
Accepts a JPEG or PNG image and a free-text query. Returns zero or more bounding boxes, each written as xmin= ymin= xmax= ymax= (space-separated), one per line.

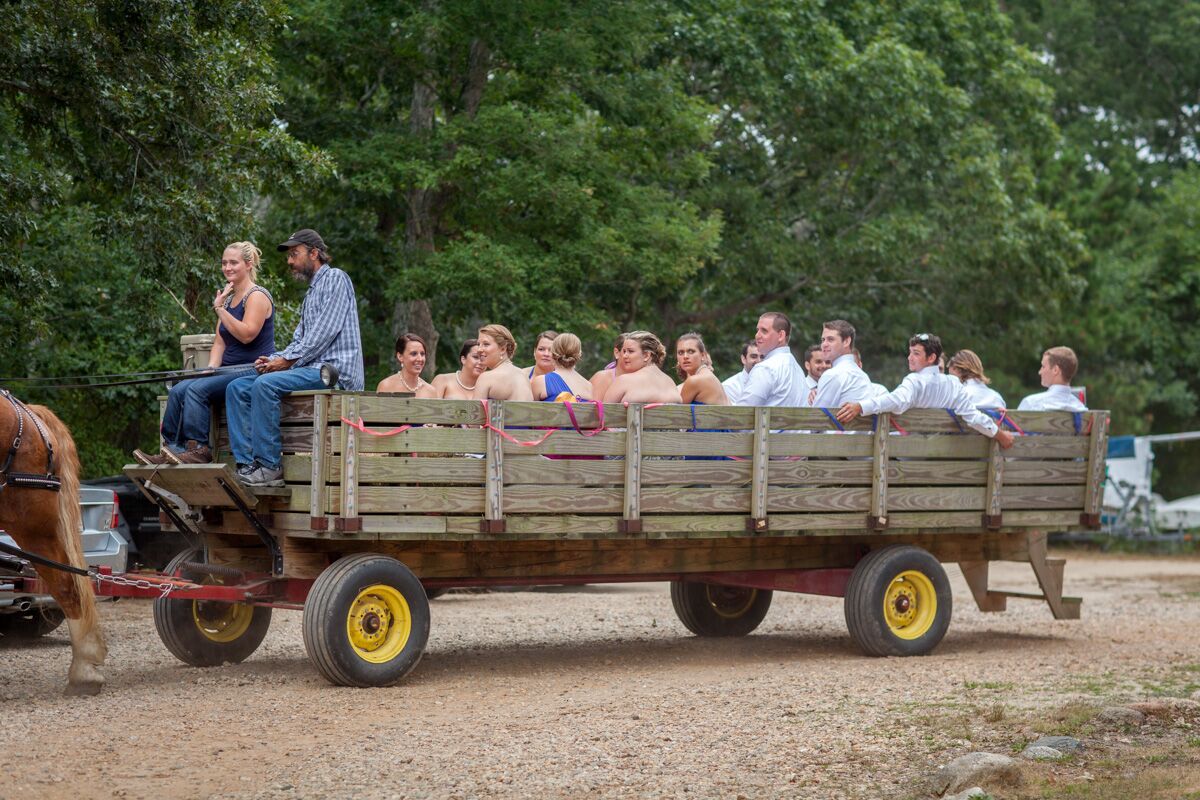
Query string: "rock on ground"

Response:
xmin=1026 ymin=735 xmax=1083 ymax=753
xmin=924 ymin=752 xmax=1022 ymax=796
xmin=1096 ymin=706 xmax=1145 ymax=727
xmin=1021 ymin=745 xmax=1065 ymax=761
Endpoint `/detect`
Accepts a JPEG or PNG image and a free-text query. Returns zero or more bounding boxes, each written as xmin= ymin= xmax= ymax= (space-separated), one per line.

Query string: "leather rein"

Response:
xmin=0 ymin=389 xmax=61 ymax=492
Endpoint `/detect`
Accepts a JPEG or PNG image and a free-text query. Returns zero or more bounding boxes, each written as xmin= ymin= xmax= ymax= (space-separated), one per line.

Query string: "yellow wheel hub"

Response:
xmin=883 ymin=570 xmax=937 ymax=640
xmin=346 ymin=584 xmax=412 ymax=664
xmin=705 ymin=585 xmax=758 ymax=619
xmin=192 ymin=601 xmax=254 ymax=643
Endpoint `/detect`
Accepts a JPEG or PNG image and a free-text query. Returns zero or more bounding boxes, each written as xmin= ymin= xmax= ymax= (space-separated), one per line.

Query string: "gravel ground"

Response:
xmin=1 ymin=550 xmax=1198 ymax=800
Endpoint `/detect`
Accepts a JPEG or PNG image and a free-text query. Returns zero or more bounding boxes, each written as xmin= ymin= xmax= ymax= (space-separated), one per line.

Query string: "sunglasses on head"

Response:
xmin=913 ymin=333 xmax=932 ymax=341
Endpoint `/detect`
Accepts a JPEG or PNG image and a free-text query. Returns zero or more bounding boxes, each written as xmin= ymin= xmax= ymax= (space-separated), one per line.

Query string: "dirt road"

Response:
xmin=1 ymin=551 xmax=1198 ymax=799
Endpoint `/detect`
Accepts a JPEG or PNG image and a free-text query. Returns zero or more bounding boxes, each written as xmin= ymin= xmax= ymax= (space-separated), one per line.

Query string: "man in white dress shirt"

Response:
xmin=738 ymin=312 xmax=807 ymax=407
xmin=1017 ymin=346 xmax=1088 ymax=411
xmin=799 ymin=344 xmax=829 ymax=406
xmin=721 ymin=340 xmax=760 ymax=404
xmin=836 ymin=333 xmax=1014 ymax=448
xmin=812 ymin=319 xmax=874 ymax=408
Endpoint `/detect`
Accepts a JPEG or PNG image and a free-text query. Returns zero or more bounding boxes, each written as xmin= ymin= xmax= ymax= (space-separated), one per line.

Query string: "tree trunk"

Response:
xmin=395 ymin=40 xmax=440 ymax=375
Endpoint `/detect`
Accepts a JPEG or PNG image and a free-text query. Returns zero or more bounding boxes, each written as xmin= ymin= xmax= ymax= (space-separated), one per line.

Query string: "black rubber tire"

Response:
xmin=153 ymin=548 xmax=272 ymax=667
xmin=670 ymin=581 xmax=772 ymax=637
xmin=0 ymin=607 xmax=66 ymax=639
xmin=302 ymin=554 xmax=431 ymax=687
xmin=844 ymin=544 xmax=952 ymax=657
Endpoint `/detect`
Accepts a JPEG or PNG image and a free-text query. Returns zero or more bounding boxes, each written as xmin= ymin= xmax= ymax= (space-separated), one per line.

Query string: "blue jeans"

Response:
xmin=225 ymin=368 xmax=325 ymax=469
xmin=160 ymin=368 xmax=256 ymax=451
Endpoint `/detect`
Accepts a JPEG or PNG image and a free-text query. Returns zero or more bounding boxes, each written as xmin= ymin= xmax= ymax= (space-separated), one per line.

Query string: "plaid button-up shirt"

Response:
xmin=273 ymin=264 xmax=365 ymax=390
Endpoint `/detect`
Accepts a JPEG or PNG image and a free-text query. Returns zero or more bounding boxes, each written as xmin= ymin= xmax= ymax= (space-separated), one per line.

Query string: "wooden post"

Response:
xmin=1081 ymin=411 xmax=1109 ymax=529
xmin=620 ymin=404 xmax=642 ymax=534
xmin=868 ymin=413 xmax=889 ymax=530
xmin=983 ymin=437 xmax=1004 ymax=529
xmin=747 ymin=407 xmax=769 ymax=533
xmin=209 ymin=406 xmax=221 ymax=462
xmin=336 ymin=394 xmax=361 ymax=533
xmin=310 ymin=393 xmax=329 ymax=531
xmin=958 ymin=561 xmax=1006 ymax=612
xmin=482 ymin=399 xmax=505 ymax=533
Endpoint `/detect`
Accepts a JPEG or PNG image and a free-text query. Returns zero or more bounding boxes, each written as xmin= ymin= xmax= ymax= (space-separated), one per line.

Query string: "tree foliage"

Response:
xmin=4 ymin=0 xmax=1198 ymax=477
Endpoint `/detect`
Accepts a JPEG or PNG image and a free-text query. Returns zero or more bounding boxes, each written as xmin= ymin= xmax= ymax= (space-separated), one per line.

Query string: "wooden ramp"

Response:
xmin=124 ymin=463 xmax=289 ymax=509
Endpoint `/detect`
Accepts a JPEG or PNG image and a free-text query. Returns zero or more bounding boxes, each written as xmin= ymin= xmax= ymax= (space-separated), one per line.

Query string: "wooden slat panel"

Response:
xmin=501 ymin=431 xmax=624 ymax=456
xmin=485 ymin=401 xmax=504 ymax=522
xmin=347 ymin=396 xmax=486 ymax=425
xmin=889 ymin=434 xmax=1088 ymax=459
xmin=891 ymin=409 xmax=1083 ymax=435
xmin=505 ymin=456 xmax=624 ymax=485
xmin=768 ymin=433 xmax=874 ymax=458
xmin=1084 ymin=412 xmax=1110 ymax=517
xmin=750 ymin=408 xmax=770 ymax=521
xmin=358 ymin=456 xmax=486 ymax=484
xmin=643 ymin=487 xmax=750 ymax=514
xmin=767 ymin=460 xmax=874 ymax=484
xmin=358 ymin=486 xmax=484 ymax=514
xmin=505 ymin=402 xmax=626 ymax=429
xmin=643 ymin=460 xmax=752 ymax=485
xmin=871 ymin=414 xmax=890 ymax=522
xmin=624 ymin=405 xmax=642 ymax=523
xmin=505 ymin=487 xmax=623 ymax=514
xmin=642 ymin=431 xmax=754 ymax=457
xmin=1003 ymin=461 xmax=1088 ymax=484
xmin=340 ymin=428 xmax=487 ymax=454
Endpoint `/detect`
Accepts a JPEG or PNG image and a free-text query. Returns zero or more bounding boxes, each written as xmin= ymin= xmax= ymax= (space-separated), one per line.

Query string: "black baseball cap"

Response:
xmin=277 ymin=228 xmax=326 ymax=252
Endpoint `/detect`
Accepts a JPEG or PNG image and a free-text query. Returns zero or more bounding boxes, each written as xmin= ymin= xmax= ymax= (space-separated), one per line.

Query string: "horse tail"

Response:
xmin=29 ymin=404 xmax=98 ymax=634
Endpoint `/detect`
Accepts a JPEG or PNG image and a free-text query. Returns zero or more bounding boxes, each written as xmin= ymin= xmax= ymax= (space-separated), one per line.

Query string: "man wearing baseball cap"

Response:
xmin=225 ymin=228 xmax=365 ymax=486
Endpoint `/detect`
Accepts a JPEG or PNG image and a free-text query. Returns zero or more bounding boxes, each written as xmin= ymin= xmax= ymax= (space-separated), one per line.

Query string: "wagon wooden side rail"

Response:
xmin=115 ymin=392 xmax=1108 ymax=687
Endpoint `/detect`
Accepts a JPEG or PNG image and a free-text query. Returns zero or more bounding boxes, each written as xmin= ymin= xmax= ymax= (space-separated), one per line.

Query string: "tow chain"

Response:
xmin=91 ymin=570 xmax=189 ymax=599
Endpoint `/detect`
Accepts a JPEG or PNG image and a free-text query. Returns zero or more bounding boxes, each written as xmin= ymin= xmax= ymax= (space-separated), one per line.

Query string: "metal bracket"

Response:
xmin=215 ymin=477 xmax=283 ymax=576
xmin=618 ymin=519 xmax=642 ymax=535
xmin=310 ymin=516 xmax=329 ymax=531
xmin=867 ymin=515 xmax=888 ymax=531
xmin=1079 ymin=512 xmax=1101 ymax=530
xmin=745 ymin=517 xmax=769 ymax=534
xmin=134 ymin=477 xmax=201 ymax=545
xmin=479 ymin=519 xmax=506 ymax=534
xmin=983 ymin=513 xmax=1003 ymax=530
xmin=334 ymin=516 xmax=363 ymax=533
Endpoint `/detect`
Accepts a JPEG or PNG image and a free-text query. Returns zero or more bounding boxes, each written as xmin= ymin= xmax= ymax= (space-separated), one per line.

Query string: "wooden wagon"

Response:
xmin=121 ymin=394 xmax=1109 ymax=687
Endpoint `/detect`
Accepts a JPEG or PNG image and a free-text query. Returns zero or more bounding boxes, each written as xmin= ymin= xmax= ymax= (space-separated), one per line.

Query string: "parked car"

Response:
xmin=0 ymin=486 xmax=131 ymax=639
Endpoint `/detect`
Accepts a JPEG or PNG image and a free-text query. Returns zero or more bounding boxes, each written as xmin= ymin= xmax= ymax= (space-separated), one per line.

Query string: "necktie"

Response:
xmin=807 ymin=387 xmax=817 ymax=406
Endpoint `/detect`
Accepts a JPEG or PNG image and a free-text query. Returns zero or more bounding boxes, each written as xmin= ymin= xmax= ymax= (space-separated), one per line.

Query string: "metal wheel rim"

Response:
xmin=883 ymin=570 xmax=937 ymax=640
xmin=704 ymin=585 xmax=758 ymax=619
xmin=192 ymin=601 xmax=254 ymax=643
xmin=346 ymin=584 xmax=412 ymax=664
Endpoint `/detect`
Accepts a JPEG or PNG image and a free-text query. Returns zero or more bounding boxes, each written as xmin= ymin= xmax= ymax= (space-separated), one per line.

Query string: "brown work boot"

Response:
xmin=170 ymin=441 xmax=212 ymax=465
xmin=132 ymin=448 xmax=170 ymax=465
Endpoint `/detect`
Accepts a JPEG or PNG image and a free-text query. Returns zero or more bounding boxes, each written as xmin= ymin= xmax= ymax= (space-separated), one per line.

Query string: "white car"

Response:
xmin=0 ymin=486 xmax=130 ymax=638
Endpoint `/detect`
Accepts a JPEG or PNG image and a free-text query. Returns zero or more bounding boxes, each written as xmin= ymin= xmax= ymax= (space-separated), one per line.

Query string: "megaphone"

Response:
xmin=319 ymin=363 xmax=339 ymax=389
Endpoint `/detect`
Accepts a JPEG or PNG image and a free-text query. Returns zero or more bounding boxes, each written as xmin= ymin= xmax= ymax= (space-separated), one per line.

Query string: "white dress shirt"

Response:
xmin=812 ymin=354 xmax=874 ymax=408
xmin=1017 ymin=384 xmax=1088 ymax=412
xmin=869 ymin=382 xmax=890 ymax=398
xmin=860 ymin=365 xmax=999 ymax=438
xmin=721 ymin=370 xmax=751 ymax=405
xmin=738 ymin=345 xmax=807 ymax=407
xmin=962 ymin=378 xmax=1005 ymax=409
xmin=799 ymin=374 xmax=818 ymax=407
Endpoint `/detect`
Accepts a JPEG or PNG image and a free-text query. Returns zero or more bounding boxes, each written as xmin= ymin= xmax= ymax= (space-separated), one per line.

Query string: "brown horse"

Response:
xmin=0 ymin=392 xmax=106 ymax=694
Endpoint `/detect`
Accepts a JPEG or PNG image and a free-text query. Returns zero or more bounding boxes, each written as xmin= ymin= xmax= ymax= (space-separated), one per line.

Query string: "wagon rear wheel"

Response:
xmin=670 ymin=581 xmax=772 ymax=637
xmin=153 ymin=548 xmax=272 ymax=667
xmin=844 ymin=545 xmax=951 ymax=657
xmin=302 ymin=554 xmax=431 ymax=687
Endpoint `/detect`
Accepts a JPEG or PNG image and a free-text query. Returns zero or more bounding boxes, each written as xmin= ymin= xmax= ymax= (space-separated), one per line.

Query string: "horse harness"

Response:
xmin=0 ymin=389 xmax=61 ymax=492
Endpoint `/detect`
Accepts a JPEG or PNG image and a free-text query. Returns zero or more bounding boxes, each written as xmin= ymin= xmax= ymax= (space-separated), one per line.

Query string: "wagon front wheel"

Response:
xmin=670 ymin=581 xmax=772 ymax=637
xmin=844 ymin=545 xmax=951 ymax=657
xmin=303 ymin=554 xmax=431 ymax=687
xmin=153 ymin=548 xmax=272 ymax=667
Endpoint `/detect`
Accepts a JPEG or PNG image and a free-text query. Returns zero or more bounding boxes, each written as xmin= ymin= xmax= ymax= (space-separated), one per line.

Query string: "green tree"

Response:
xmin=271 ymin=0 xmax=720 ymax=380
xmin=0 ymin=0 xmax=325 ymax=474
